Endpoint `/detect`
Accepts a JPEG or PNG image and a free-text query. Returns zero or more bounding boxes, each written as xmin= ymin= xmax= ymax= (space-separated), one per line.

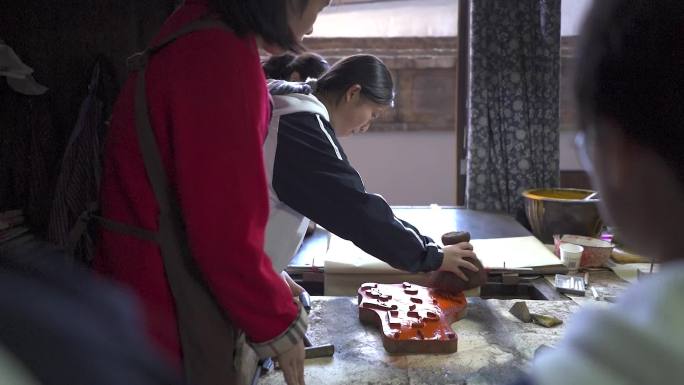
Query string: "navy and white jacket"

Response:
xmin=263 ymin=87 xmax=444 ymax=274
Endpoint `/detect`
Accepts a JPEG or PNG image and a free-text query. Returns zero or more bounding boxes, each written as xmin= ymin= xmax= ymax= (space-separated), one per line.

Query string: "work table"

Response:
xmin=288 ymin=206 xmax=536 ymax=296
xmin=260 ymin=270 xmax=631 ymax=385
xmin=268 ymin=206 xmax=635 ymax=383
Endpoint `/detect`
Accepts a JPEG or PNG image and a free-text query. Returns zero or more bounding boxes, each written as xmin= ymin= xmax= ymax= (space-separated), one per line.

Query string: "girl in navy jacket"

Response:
xmin=263 ymin=55 xmax=480 ymax=285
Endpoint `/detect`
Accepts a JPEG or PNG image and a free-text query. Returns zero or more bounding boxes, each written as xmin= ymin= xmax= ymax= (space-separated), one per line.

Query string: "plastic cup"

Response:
xmin=560 ymin=243 xmax=584 ymax=273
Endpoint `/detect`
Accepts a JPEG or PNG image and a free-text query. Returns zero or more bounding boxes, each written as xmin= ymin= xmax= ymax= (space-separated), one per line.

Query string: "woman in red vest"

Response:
xmin=96 ymin=1 xmax=330 ymax=384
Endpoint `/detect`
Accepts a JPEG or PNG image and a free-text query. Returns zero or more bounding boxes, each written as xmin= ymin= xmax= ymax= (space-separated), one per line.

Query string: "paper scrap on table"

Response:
xmin=324 ymin=235 xmax=562 ymax=275
xmin=607 ymin=261 xmax=660 ymax=283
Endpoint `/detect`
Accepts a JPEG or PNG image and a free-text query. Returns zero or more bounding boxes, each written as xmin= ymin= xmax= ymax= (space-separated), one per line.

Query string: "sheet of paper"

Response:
xmin=607 ymin=261 xmax=660 ymax=283
xmin=324 ymin=235 xmax=562 ymax=275
xmin=324 ymin=235 xmax=404 ymax=274
xmin=470 ymin=236 xmax=562 ymax=269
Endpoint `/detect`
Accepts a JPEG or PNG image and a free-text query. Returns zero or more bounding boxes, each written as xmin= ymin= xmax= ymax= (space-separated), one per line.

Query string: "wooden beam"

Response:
xmin=455 ymin=0 xmax=470 ymax=206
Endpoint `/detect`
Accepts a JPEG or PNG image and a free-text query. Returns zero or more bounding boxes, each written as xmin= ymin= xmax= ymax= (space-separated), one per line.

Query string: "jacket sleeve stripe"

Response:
xmin=394 ymin=217 xmax=424 ymax=244
xmin=316 ymin=114 xmax=343 ymax=160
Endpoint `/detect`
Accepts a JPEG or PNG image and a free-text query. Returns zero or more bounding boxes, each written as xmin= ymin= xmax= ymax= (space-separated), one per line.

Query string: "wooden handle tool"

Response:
xmin=427 ymin=231 xmax=487 ymax=295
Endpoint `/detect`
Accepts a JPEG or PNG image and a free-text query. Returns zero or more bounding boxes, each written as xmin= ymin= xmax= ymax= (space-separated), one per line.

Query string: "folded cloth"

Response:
xmin=7 ymin=75 xmax=48 ymax=96
xmin=0 ymin=42 xmax=33 ymax=79
xmin=267 ymin=79 xmax=312 ymax=96
xmin=0 ymin=42 xmax=48 ymax=95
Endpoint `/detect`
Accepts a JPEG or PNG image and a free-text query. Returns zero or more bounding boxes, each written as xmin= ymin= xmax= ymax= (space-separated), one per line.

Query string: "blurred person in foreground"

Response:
xmin=0 ymin=237 xmax=179 ymax=385
xmin=514 ymin=1 xmax=684 ymax=384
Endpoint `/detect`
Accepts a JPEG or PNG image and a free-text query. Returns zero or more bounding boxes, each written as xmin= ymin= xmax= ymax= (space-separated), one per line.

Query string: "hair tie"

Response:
xmin=305 ymin=78 xmax=318 ymax=93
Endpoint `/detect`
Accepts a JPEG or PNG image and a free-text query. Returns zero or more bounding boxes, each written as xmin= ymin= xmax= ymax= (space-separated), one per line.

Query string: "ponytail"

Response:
xmin=316 ymin=54 xmax=394 ymax=106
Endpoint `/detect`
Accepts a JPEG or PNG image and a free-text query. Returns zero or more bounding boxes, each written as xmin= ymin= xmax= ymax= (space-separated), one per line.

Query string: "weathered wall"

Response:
xmin=304 ymin=36 xmax=578 ymax=133
xmin=301 ymin=36 xmax=586 ymax=205
xmin=303 ymin=37 xmax=458 ymax=132
xmin=1 ymin=3 xmax=586 ymax=211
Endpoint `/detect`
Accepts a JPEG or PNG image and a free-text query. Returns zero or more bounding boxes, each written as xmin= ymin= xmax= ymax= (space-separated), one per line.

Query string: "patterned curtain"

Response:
xmin=466 ymin=0 xmax=561 ymax=220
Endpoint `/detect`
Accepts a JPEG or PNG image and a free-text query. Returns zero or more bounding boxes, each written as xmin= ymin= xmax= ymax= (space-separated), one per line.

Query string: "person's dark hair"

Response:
xmin=263 ymin=53 xmax=330 ymax=80
xmin=291 ymin=53 xmax=330 ymax=80
xmin=263 ymin=53 xmax=298 ymax=80
xmin=575 ymin=0 xmax=684 ymax=182
xmin=315 ymin=54 xmax=394 ymax=106
xmin=211 ymin=0 xmax=309 ymax=52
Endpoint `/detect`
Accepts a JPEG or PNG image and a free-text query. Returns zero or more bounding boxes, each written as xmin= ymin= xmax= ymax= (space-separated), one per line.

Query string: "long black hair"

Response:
xmin=210 ymin=0 xmax=309 ymax=52
xmin=263 ymin=52 xmax=330 ymax=80
xmin=315 ymin=54 xmax=394 ymax=106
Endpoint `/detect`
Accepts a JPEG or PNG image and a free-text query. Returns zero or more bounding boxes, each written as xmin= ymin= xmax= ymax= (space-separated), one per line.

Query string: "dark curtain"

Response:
xmin=0 ymin=83 xmax=58 ymax=235
xmin=466 ymin=0 xmax=561 ymax=220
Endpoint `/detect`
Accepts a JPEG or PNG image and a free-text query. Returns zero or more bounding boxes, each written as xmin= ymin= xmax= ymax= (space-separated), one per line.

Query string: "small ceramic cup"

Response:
xmin=560 ymin=243 xmax=584 ymax=273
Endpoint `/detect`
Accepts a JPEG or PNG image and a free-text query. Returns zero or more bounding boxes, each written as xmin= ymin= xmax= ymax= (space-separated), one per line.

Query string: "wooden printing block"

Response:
xmin=428 ymin=231 xmax=487 ymax=295
xmin=358 ymin=282 xmax=468 ymax=354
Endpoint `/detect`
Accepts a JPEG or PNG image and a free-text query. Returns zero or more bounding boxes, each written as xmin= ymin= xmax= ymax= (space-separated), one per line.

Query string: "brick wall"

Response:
xmin=303 ymin=36 xmax=458 ymax=132
xmin=303 ymin=36 xmax=579 ymax=133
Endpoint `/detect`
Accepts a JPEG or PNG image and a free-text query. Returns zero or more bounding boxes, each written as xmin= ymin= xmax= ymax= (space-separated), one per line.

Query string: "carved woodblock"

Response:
xmin=358 ymin=282 xmax=468 ymax=354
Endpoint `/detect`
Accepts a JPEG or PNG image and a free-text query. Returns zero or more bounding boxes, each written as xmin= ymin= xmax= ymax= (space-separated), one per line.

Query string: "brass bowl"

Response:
xmin=522 ymin=188 xmax=602 ymax=244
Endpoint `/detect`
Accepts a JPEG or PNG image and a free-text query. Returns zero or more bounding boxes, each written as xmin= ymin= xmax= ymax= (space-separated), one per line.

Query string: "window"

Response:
xmin=304 ymin=0 xmax=461 ymax=205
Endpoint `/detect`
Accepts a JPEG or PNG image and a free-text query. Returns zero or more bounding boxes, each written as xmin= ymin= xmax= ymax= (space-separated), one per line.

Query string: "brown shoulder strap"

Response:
xmin=131 ymin=18 xmax=254 ymax=385
xmin=127 ymin=18 xmax=231 ymax=72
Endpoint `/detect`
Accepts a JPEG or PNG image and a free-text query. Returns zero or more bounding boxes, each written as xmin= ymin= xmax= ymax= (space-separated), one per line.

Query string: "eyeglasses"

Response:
xmin=574 ymin=130 xmax=594 ymax=174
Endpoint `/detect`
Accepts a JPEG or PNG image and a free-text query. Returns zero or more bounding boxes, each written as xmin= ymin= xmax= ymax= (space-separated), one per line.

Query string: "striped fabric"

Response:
xmin=47 ymin=62 xmax=107 ymax=263
xmin=250 ymin=302 xmax=309 ymax=359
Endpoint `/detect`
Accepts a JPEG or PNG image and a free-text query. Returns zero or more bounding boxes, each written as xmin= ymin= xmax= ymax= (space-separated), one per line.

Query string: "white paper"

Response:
xmin=607 ymin=261 xmax=660 ymax=283
xmin=470 ymin=236 xmax=562 ymax=269
xmin=324 ymin=235 xmax=562 ymax=275
xmin=324 ymin=235 xmax=404 ymax=274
